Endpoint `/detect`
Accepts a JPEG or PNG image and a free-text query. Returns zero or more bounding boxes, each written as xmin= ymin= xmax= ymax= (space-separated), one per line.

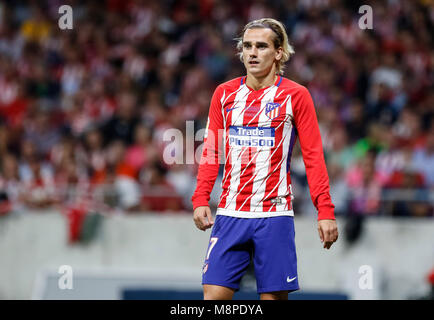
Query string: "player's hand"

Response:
xmin=318 ymin=219 xmax=338 ymax=249
xmin=193 ymin=206 xmax=214 ymax=231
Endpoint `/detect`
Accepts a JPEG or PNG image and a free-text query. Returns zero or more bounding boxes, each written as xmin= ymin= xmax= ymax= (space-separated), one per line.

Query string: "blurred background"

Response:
xmin=0 ymin=0 xmax=433 ymax=300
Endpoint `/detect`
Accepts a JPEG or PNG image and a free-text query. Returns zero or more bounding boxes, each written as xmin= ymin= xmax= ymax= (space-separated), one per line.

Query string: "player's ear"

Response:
xmin=275 ymin=47 xmax=283 ymax=61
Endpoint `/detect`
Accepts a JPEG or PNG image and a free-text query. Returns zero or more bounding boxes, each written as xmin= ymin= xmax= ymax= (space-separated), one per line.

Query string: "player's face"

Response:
xmin=242 ymin=28 xmax=282 ymax=78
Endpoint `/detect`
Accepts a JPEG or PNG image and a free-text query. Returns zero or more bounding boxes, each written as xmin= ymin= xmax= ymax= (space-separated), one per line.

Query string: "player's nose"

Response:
xmin=250 ymin=46 xmax=258 ymax=56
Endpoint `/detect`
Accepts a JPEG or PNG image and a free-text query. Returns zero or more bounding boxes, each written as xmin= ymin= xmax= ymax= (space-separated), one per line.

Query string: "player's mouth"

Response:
xmin=249 ymin=60 xmax=259 ymax=65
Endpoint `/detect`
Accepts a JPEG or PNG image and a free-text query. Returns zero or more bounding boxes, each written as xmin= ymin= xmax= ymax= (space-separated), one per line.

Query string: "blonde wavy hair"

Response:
xmin=236 ymin=18 xmax=295 ymax=75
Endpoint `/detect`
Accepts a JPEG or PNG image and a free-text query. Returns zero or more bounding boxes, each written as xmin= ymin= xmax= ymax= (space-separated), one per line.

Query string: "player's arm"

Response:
xmin=293 ymin=86 xmax=338 ymax=249
xmin=192 ymin=86 xmax=224 ymax=231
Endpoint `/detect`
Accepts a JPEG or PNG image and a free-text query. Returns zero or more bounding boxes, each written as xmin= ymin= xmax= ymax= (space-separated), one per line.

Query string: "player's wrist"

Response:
xmin=192 ymin=196 xmax=210 ymax=211
xmin=193 ymin=203 xmax=210 ymax=211
xmin=317 ymin=211 xmax=336 ymax=221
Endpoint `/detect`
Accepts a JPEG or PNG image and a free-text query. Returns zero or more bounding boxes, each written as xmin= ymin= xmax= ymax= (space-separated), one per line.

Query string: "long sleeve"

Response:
xmin=191 ymin=86 xmax=224 ymax=210
xmin=293 ymin=86 xmax=335 ymax=220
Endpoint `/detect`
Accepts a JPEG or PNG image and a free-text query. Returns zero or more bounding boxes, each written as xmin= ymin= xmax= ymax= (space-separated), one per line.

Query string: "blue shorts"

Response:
xmin=201 ymin=215 xmax=299 ymax=294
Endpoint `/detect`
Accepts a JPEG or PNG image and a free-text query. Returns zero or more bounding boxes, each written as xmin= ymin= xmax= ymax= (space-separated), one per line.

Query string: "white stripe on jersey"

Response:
xmin=224 ymin=84 xmax=251 ymax=210
xmin=276 ymin=95 xmax=294 ymax=211
xmin=274 ymin=89 xmax=285 ymax=99
xmin=248 ymin=85 xmax=279 ymax=212
xmin=238 ymin=113 xmax=289 ymax=210
xmin=228 ymin=86 xmax=279 ymax=210
xmin=221 ymin=90 xmax=226 ymax=162
xmin=224 ymin=88 xmax=251 ymax=124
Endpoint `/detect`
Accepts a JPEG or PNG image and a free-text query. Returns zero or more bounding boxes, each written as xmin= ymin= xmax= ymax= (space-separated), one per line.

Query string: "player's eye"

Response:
xmin=243 ymin=43 xmax=251 ymax=49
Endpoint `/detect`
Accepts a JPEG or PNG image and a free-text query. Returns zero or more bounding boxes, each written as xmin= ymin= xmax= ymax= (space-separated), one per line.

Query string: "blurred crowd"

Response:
xmin=0 ymin=0 xmax=433 ymax=217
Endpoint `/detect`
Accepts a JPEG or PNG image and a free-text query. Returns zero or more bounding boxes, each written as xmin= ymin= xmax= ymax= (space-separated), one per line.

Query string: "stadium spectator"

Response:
xmin=101 ymin=90 xmax=140 ymax=145
xmin=81 ymin=128 xmax=107 ymax=184
xmin=412 ymin=126 xmax=434 ymax=187
xmin=18 ymin=154 xmax=57 ymax=209
xmin=0 ymin=153 xmax=21 ymax=212
xmin=346 ymin=150 xmax=384 ymax=216
xmin=125 ymin=123 xmax=158 ymax=172
xmin=141 ymin=160 xmax=185 ymax=212
xmin=106 ymin=140 xmax=142 ymax=211
xmin=22 ymin=108 xmax=61 ymax=158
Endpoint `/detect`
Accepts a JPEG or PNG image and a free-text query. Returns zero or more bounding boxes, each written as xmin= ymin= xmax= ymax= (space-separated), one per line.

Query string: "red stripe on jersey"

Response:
xmin=234 ymin=96 xmax=262 ymax=211
xmin=218 ymin=99 xmax=233 ymax=209
xmin=262 ymin=92 xmax=287 ymax=212
xmin=219 ymin=83 xmax=250 ymax=208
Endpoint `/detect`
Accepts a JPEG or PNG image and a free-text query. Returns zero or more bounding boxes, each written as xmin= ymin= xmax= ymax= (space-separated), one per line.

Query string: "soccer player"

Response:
xmin=192 ymin=18 xmax=338 ymax=300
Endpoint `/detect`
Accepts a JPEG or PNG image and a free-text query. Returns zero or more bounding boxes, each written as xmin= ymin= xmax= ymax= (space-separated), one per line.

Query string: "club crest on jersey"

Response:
xmin=265 ymin=102 xmax=281 ymax=120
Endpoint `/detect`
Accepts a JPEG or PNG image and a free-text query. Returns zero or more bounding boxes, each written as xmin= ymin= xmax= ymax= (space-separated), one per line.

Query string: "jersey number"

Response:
xmin=206 ymin=237 xmax=218 ymax=260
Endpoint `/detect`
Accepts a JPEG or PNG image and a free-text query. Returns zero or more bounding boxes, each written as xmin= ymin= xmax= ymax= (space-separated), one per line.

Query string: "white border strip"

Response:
xmin=216 ymin=207 xmax=294 ymax=218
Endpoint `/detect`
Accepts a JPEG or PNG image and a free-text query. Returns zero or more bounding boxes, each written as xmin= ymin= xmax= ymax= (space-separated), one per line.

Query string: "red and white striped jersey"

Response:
xmin=192 ymin=75 xmax=335 ymax=220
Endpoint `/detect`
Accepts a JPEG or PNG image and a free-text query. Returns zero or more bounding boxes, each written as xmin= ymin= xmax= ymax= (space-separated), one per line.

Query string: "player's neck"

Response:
xmin=245 ymin=72 xmax=277 ymax=91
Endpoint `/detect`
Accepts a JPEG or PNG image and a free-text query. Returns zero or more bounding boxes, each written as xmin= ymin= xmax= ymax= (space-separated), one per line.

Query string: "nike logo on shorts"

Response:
xmin=287 ymin=276 xmax=297 ymax=283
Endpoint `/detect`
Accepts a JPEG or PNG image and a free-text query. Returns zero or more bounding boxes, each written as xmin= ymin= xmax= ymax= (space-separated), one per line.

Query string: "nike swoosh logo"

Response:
xmin=287 ymin=276 xmax=297 ymax=283
xmin=226 ymin=106 xmax=240 ymax=113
